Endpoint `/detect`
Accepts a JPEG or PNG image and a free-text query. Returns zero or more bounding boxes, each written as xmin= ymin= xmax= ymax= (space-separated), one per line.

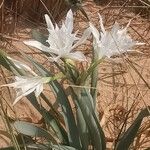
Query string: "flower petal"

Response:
xmin=66 ymin=51 xmax=87 ymax=61
xmin=65 ymin=9 xmax=73 ymax=33
xmin=90 ymin=14 xmax=145 ymax=59
xmin=13 ymin=86 xmax=36 ymax=105
xmin=45 ymin=14 xmax=54 ymax=30
xmin=89 ymin=22 xmax=100 ymax=42
xmin=24 ymin=40 xmax=50 ymax=52
xmin=72 ymin=27 xmax=91 ymax=49
xmin=35 ymin=84 xmax=43 ymax=97
xmin=23 ymin=10 xmax=90 ymax=61
xmin=0 ymin=77 xmax=26 ymax=88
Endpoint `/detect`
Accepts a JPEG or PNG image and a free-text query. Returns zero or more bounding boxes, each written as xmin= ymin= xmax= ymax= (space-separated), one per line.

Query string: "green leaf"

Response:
xmin=40 ymin=93 xmax=69 ymax=144
xmin=0 ymin=144 xmax=49 ymax=150
xmin=26 ymin=144 xmax=49 ymax=150
xmin=30 ymin=143 xmax=74 ymax=150
xmin=72 ymin=88 xmax=106 ymax=150
xmin=0 ymin=50 xmax=25 ymax=75
xmin=31 ymin=30 xmax=49 ymax=46
xmin=76 ymin=106 xmax=90 ymax=150
xmin=0 ymin=147 xmax=15 ymax=150
xmin=0 ymin=50 xmax=11 ymax=71
xmin=26 ymin=92 xmax=68 ymax=144
xmin=116 ymin=106 xmax=150 ymax=150
xmin=0 ymin=51 xmax=68 ymax=145
xmin=24 ymin=55 xmax=81 ymax=149
xmin=52 ymin=144 xmax=77 ymax=150
xmin=76 ymin=58 xmax=104 ymax=85
xmin=13 ymin=121 xmax=56 ymax=143
xmin=90 ymin=45 xmax=100 ymax=108
xmin=0 ymin=144 xmax=78 ymax=150
xmin=0 ymin=50 xmax=80 ymax=148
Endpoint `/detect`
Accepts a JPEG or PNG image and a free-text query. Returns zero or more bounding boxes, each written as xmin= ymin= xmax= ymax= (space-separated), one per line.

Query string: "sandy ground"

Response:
xmin=0 ymin=0 xmax=150 ymax=149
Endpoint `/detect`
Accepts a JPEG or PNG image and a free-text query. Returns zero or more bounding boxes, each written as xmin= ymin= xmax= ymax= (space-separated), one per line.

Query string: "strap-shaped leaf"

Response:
xmin=72 ymin=88 xmax=106 ymax=150
xmin=76 ymin=105 xmax=90 ymax=150
xmin=24 ymin=55 xmax=81 ymax=149
xmin=0 ymin=147 xmax=15 ymax=150
xmin=31 ymin=30 xmax=49 ymax=46
xmin=13 ymin=121 xmax=56 ymax=143
xmin=116 ymin=106 xmax=150 ymax=150
xmin=0 ymin=50 xmax=81 ymax=148
xmin=25 ymin=91 xmax=69 ymax=145
xmin=0 ymin=50 xmax=26 ymax=75
xmin=0 ymin=50 xmax=11 ymax=71
xmin=40 ymin=93 xmax=68 ymax=144
xmin=52 ymin=144 xmax=78 ymax=150
xmin=0 ymin=144 xmax=78 ymax=150
xmin=0 ymin=51 xmax=68 ymax=144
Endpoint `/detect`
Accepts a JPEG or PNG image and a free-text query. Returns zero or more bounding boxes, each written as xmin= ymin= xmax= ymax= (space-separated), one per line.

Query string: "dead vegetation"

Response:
xmin=0 ymin=0 xmax=150 ymax=149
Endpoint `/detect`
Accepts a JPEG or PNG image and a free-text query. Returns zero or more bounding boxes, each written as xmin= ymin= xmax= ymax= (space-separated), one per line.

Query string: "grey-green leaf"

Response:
xmin=24 ymin=55 xmax=81 ymax=149
xmin=76 ymin=106 xmax=90 ymax=150
xmin=72 ymin=88 xmax=106 ymax=150
xmin=32 ymin=30 xmax=49 ymax=46
xmin=0 ymin=50 xmax=11 ymax=71
xmin=13 ymin=121 xmax=56 ymax=143
xmin=116 ymin=107 xmax=150 ymax=150
xmin=52 ymin=145 xmax=77 ymax=150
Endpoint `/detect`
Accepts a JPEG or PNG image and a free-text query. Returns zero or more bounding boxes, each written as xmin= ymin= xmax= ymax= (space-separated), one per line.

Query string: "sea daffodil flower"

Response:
xmin=24 ymin=9 xmax=91 ymax=62
xmin=89 ymin=15 xmax=144 ymax=59
xmin=1 ymin=76 xmax=50 ymax=105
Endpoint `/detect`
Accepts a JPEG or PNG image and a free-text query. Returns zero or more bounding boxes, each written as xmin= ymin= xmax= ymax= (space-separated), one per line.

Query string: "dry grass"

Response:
xmin=0 ymin=0 xmax=150 ymax=149
xmin=0 ymin=0 xmax=68 ymax=34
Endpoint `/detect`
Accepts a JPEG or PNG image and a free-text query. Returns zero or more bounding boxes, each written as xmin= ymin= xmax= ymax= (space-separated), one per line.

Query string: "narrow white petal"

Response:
xmin=13 ymin=94 xmax=24 ymax=106
xmin=111 ymin=22 xmax=120 ymax=35
xmin=72 ymin=28 xmax=91 ymax=49
xmin=0 ymin=78 xmax=25 ymax=88
xmin=44 ymin=14 xmax=54 ymax=30
xmin=65 ymin=9 xmax=73 ymax=33
xmin=24 ymin=40 xmax=50 ymax=52
xmin=55 ymin=24 xmax=59 ymax=30
xmin=89 ymin=22 xmax=100 ymax=41
xmin=66 ymin=51 xmax=87 ymax=61
xmin=13 ymin=87 xmax=36 ymax=105
xmin=21 ymin=82 xmax=37 ymax=93
xmin=35 ymin=84 xmax=43 ymax=97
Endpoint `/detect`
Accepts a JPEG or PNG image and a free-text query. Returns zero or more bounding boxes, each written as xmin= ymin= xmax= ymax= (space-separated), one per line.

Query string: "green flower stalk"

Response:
xmin=89 ymin=14 xmax=144 ymax=108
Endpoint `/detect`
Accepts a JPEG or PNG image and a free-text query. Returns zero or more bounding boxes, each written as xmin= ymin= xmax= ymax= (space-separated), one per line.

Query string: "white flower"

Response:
xmin=1 ymin=76 xmax=50 ymax=105
xmin=24 ymin=9 xmax=91 ymax=62
xmin=7 ymin=56 xmax=37 ymax=76
xmin=90 ymin=14 xmax=144 ymax=59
